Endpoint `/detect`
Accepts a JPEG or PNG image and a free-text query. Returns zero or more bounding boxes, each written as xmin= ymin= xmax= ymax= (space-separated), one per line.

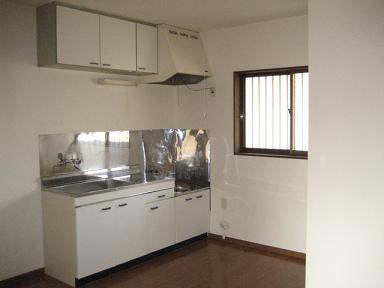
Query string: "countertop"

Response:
xmin=42 ymin=171 xmax=210 ymax=199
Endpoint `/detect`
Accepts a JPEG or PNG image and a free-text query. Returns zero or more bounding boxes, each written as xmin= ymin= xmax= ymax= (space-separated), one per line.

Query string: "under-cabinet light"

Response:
xmin=99 ymin=79 xmax=138 ymax=86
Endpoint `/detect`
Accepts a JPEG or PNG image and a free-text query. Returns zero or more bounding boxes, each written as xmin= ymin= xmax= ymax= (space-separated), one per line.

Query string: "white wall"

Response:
xmin=176 ymin=16 xmax=308 ymax=253
xmin=0 ymin=1 xmax=176 ymax=280
xmin=307 ymin=1 xmax=384 ymax=287
xmin=0 ymin=1 xmax=309 ymax=280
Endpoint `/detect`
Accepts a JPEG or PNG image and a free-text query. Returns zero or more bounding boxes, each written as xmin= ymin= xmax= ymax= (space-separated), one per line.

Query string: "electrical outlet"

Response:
xmin=220 ymin=220 xmax=229 ymax=230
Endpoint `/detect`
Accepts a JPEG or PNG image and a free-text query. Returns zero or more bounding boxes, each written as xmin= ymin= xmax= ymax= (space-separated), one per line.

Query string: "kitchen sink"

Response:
xmin=42 ymin=175 xmax=100 ymax=187
xmin=54 ymin=179 xmax=129 ymax=195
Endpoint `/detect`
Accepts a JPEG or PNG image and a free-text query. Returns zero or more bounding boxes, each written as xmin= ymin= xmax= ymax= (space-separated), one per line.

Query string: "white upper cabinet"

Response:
xmin=100 ymin=16 xmax=136 ymax=71
xmin=37 ymin=4 xmax=157 ymax=75
xmin=56 ymin=6 xmax=100 ymax=68
xmin=137 ymin=24 xmax=158 ymax=74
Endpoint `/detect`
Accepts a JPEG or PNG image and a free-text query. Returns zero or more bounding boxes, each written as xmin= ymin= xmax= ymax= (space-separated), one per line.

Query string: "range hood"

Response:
xmin=139 ymin=24 xmax=212 ymax=85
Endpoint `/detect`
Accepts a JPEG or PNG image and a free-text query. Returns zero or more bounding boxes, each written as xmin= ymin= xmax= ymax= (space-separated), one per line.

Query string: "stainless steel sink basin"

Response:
xmin=42 ymin=175 xmax=100 ymax=187
xmin=54 ymin=179 xmax=129 ymax=195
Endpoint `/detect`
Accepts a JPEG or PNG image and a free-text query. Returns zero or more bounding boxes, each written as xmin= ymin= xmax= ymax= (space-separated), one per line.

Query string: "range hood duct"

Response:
xmin=139 ymin=24 xmax=211 ymax=85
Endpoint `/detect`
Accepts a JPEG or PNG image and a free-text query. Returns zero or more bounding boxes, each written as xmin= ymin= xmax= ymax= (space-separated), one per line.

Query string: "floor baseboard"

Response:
xmin=1 ymin=235 xmax=208 ymax=287
xmin=0 ymin=234 xmax=304 ymax=286
xmin=208 ymin=233 xmax=306 ymax=261
xmin=0 ymin=268 xmax=44 ymax=287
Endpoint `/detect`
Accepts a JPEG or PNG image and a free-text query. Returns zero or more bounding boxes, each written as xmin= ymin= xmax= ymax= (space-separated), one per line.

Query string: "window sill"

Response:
xmin=234 ymin=150 xmax=308 ymax=160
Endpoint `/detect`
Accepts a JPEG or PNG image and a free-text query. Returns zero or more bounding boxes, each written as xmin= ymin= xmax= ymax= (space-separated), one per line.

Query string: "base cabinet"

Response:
xmin=76 ymin=195 xmax=148 ymax=278
xmin=42 ymin=185 xmax=210 ymax=287
xmin=175 ymin=189 xmax=210 ymax=243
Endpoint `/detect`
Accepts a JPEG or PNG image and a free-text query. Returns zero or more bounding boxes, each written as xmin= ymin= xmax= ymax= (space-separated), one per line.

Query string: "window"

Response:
xmin=234 ymin=66 xmax=308 ymax=159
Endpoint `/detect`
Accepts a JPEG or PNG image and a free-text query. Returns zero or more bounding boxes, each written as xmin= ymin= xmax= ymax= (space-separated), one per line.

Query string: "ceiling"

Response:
xmin=15 ymin=0 xmax=307 ymax=31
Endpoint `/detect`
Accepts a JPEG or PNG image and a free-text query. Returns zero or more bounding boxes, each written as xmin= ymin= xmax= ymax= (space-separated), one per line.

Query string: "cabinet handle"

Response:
xmin=157 ymin=194 xmax=166 ymax=198
xmin=89 ymin=62 xmax=99 ymax=65
xmin=150 ymin=206 xmax=159 ymax=210
xmin=185 ymin=198 xmax=193 ymax=201
xmin=101 ymin=207 xmax=111 ymax=211
xmin=196 ymin=195 xmax=203 ymax=199
xmin=118 ymin=203 xmax=127 ymax=207
xmin=102 ymin=63 xmax=111 ymax=67
xmin=138 ymin=67 xmax=146 ymax=71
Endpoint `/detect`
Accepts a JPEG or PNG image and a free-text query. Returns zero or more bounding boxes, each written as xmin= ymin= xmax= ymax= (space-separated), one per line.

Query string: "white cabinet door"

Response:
xmin=76 ymin=200 xmax=117 ymax=278
xmin=176 ymin=189 xmax=210 ymax=243
xmin=137 ymin=24 xmax=158 ymax=73
xmin=100 ymin=16 xmax=136 ymax=71
xmin=193 ymin=190 xmax=210 ymax=235
xmin=145 ymin=198 xmax=175 ymax=253
xmin=113 ymin=195 xmax=147 ymax=265
xmin=56 ymin=6 xmax=100 ymax=67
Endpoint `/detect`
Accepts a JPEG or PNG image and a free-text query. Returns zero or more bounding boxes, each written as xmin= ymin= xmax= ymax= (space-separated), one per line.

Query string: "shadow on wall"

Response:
xmin=209 ymin=134 xmax=307 ymax=251
xmin=0 ymin=185 xmax=44 ymax=279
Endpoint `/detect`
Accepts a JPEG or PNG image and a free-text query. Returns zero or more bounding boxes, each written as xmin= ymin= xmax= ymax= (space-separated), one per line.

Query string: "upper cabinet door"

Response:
xmin=56 ymin=6 xmax=100 ymax=67
xmin=137 ymin=24 xmax=158 ymax=74
xmin=100 ymin=16 xmax=136 ymax=71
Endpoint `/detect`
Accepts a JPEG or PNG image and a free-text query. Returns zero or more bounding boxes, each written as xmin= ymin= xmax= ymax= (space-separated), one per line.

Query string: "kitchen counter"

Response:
xmin=174 ymin=187 xmax=210 ymax=197
xmin=42 ymin=171 xmax=175 ymax=198
xmin=42 ymin=171 xmax=210 ymax=200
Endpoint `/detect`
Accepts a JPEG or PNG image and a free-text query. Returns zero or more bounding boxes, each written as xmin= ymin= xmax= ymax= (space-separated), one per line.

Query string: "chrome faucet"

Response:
xmin=53 ymin=152 xmax=82 ymax=171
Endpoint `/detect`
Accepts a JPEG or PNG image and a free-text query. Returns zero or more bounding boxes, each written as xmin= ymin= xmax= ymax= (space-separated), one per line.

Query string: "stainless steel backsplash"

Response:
xmin=39 ymin=129 xmax=210 ymax=184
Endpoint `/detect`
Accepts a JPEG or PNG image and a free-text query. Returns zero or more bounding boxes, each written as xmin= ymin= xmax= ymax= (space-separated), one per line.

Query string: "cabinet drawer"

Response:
xmin=145 ymin=188 xmax=174 ymax=203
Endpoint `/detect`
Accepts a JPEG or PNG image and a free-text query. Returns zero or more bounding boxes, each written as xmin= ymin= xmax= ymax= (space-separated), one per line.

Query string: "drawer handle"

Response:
xmin=118 ymin=203 xmax=127 ymax=207
xmin=185 ymin=198 xmax=193 ymax=201
xmin=196 ymin=195 xmax=203 ymax=199
xmin=102 ymin=63 xmax=111 ymax=67
xmin=150 ymin=206 xmax=159 ymax=210
xmin=138 ymin=67 xmax=146 ymax=70
xmin=101 ymin=207 xmax=111 ymax=211
xmin=157 ymin=194 xmax=166 ymax=198
xmin=89 ymin=62 xmax=99 ymax=65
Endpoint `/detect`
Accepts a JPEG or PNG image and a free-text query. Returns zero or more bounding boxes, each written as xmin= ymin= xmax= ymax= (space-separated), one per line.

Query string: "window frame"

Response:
xmin=234 ymin=66 xmax=308 ymax=159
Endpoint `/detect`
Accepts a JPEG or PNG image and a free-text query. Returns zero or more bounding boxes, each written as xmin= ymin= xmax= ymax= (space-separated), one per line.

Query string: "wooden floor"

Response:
xmin=3 ymin=238 xmax=305 ymax=288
